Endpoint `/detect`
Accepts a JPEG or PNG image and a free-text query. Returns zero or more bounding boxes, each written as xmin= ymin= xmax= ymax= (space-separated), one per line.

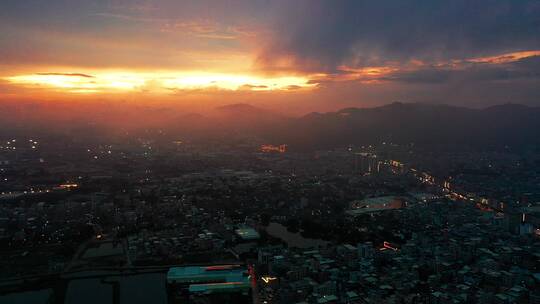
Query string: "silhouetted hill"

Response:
xmin=0 ymin=101 xmax=538 ymax=150
xmin=213 ymin=103 xmax=286 ymax=121
xmin=215 ymin=103 xmax=268 ymax=114
xmin=273 ymin=102 xmax=540 ymax=150
xmin=208 ymin=103 xmax=287 ymax=137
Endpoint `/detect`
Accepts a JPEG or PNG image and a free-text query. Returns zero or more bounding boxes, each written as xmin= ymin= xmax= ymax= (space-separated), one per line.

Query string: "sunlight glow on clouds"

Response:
xmin=5 ymin=48 xmax=540 ymax=96
xmin=467 ymin=51 xmax=540 ymax=64
xmin=4 ymin=71 xmax=316 ymax=94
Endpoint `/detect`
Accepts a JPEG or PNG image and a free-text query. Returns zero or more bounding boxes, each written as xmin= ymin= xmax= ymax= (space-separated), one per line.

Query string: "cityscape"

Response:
xmin=0 ymin=132 xmax=538 ymax=303
xmin=1 ymin=1 xmax=540 ymax=303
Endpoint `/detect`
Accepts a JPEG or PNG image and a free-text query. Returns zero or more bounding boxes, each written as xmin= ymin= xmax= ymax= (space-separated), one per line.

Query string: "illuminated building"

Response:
xmin=346 ymin=196 xmax=404 ymax=216
xmin=260 ymin=144 xmax=287 ymax=153
xmin=382 ymin=241 xmax=399 ymax=251
xmin=443 ymin=180 xmax=451 ymax=190
xmin=58 ymin=183 xmax=79 ymax=190
xmin=354 ymin=152 xmax=379 ymax=174
xmin=167 ymin=265 xmax=252 ymax=303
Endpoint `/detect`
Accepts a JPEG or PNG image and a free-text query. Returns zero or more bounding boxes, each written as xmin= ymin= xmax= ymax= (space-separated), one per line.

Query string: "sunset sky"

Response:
xmin=1 ymin=0 xmax=540 ymax=114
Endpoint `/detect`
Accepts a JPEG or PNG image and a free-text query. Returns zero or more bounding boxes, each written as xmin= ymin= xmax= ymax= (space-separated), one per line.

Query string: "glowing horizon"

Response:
xmin=1 ymin=1 xmax=540 ymax=111
xmin=4 ymin=70 xmax=316 ymax=94
xmin=3 ymin=48 xmax=540 ymax=101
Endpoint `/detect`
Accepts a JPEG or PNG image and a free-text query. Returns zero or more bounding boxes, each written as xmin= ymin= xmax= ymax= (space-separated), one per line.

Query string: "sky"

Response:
xmin=1 ymin=0 xmax=540 ymax=114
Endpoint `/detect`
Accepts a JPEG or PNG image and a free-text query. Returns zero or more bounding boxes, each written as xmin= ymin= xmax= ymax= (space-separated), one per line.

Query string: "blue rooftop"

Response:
xmin=167 ymin=265 xmax=248 ymax=285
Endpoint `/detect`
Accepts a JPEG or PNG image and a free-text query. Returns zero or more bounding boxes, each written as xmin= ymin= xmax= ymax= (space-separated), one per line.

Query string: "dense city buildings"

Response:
xmin=0 ymin=134 xmax=538 ymax=303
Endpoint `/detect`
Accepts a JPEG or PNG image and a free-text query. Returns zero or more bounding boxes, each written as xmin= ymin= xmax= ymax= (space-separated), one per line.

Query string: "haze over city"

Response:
xmin=1 ymin=1 xmax=539 ymax=304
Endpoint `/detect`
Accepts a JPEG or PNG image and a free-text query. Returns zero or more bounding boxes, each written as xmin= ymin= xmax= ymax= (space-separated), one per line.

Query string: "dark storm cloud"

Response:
xmin=258 ymin=0 xmax=540 ymax=71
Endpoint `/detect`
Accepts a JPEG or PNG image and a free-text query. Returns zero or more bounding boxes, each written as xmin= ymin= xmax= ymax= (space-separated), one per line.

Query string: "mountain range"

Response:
xmin=190 ymin=102 xmax=540 ymax=150
xmin=1 ymin=101 xmax=539 ymax=150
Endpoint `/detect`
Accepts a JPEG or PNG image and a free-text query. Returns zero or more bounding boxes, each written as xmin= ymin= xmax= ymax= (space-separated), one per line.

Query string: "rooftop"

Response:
xmin=235 ymin=227 xmax=260 ymax=240
xmin=167 ymin=265 xmax=248 ymax=285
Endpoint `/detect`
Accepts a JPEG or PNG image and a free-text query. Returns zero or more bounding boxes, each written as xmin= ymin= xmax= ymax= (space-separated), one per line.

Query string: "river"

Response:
xmin=265 ymin=222 xmax=329 ymax=249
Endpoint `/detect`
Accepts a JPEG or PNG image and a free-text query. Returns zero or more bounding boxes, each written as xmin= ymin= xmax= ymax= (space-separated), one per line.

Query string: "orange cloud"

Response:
xmin=306 ymin=65 xmax=400 ymax=84
xmin=468 ymin=50 xmax=540 ymax=64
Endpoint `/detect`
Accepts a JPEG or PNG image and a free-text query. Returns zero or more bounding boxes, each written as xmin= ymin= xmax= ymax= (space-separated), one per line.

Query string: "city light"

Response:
xmin=261 ymin=276 xmax=277 ymax=284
